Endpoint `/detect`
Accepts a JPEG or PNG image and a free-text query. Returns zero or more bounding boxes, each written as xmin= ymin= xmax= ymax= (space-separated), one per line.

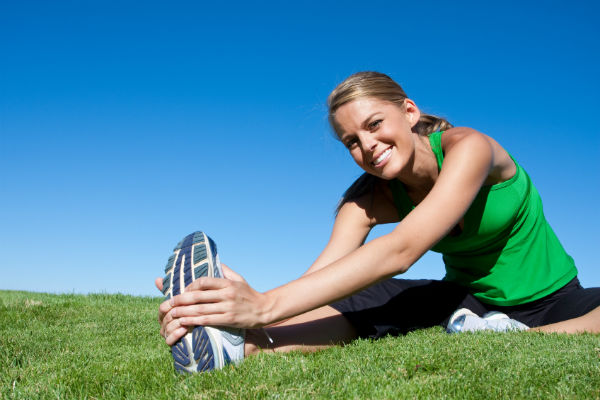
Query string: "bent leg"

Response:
xmin=330 ymin=278 xmax=489 ymax=338
xmin=529 ymin=283 xmax=600 ymax=333
xmin=244 ymin=305 xmax=358 ymax=356
xmin=531 ymin=305 xmax=600 ymax=334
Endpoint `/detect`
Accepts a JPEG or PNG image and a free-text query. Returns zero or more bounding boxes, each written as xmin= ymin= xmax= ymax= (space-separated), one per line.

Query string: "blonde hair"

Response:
xmin=328 ymin=71 xmax=453 ymax=213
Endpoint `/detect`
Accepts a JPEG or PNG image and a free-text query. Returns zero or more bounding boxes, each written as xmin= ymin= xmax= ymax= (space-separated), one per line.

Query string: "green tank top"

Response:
xmin=389 ymin=131 xmax=577 ymax=306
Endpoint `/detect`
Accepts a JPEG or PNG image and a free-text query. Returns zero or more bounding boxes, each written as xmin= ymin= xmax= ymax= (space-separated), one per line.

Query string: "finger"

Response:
xmin=158 ymin=299 xmax=173 ymax=320
xmin=165 ymin=326 xmax=189 ymax=346
xmin=177 ymin=313 xmax=250 ymax=329
xmin=171 ymin=303 xmax=228 ymax=320
xmin=160 ymin=307 xmax=176 ymax=328
xmin=155 ymin=277 xmax=164 ymax=292
xmin=170 ymin=287 xmax=228 ymax=307
xmin=164 ymin=316 xmax=184 ymax=336
xmin=160 ymin=312 xmax=177 ymax=338
xmin=184 ymin=276 xmax=230 ymax=292
xmin=221 ymin=264 xmax=246 ymax=283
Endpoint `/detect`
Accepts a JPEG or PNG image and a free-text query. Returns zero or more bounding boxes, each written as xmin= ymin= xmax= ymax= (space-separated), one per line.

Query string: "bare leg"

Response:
xmin=244 ymin=305 xmax=358 ymax=356
xmin=243 ymin=303 xmax=599 ymax=357
xmin=530 ymin=305 xmax=600 ymax=334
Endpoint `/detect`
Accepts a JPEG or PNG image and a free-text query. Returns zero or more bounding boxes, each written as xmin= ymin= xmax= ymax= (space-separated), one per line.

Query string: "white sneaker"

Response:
xmin=482 ymin=311 xmax=511 ymax=321
xmin=447 ymin=308 xmax=528 ymax=333
xmin=161 ymin=231 xmax=245 ymax=373
xmin=483 ymin=311 xmax=529 ymax=331
xmin=447 ymin=308 xmax=485 ymax=333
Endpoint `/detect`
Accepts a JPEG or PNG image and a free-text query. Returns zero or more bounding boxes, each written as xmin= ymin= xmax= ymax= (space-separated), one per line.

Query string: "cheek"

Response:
xmin=349 ymin=149 xmax=365 ymax=166
xmin=382 ymin=127 xmax=403 ymax=143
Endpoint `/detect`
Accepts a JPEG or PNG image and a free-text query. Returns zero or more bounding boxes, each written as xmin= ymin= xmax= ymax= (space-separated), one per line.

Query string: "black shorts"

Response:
xmin=330 ymin=277 xmax=600 ymax=339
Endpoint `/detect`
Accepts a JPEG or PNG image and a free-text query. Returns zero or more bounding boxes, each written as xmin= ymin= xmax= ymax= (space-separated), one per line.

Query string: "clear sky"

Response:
xmin=1 ymin=1 xmax=598 ymax=296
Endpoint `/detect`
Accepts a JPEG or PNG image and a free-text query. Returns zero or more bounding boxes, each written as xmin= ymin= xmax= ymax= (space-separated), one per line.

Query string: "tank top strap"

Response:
xmin=428 ymin=131 xmax=444 ymax=171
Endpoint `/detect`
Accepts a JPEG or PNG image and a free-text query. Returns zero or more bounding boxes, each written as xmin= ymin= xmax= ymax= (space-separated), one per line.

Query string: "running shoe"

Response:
xmin=447 ymin=308 xmax=528 ymax=333
xmin=161 ymin=231 xmax=245 ymax=373
xmin=483 ymin=311 xmax=529 ymax=331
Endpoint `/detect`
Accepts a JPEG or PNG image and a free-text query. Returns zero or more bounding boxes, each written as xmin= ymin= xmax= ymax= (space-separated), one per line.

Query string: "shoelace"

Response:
xmin=262 ymin=328 xmax=274 ymax=344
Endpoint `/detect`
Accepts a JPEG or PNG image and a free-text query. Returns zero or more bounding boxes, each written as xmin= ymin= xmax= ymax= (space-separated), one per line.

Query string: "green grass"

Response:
xmin=1 ymin=291 xmax=599 ymax=399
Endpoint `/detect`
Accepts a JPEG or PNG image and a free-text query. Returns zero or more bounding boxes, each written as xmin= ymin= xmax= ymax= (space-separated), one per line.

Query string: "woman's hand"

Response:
xmin=155 ymin=264 xmax=271 ymax=346
xmin=155 ymin=278 xmax=187 ymax=345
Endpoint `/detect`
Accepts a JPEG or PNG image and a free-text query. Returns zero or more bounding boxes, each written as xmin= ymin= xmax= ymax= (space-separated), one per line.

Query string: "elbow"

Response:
xmin=382 ymin=226 xmax=431 ymax=276
xmin=383 ymin=238 xmax=419 ymax=276
xmin=395 ymin=263 xmax=411 ymax=275
xmin=389 ymin=252 xmax=412 ymax=276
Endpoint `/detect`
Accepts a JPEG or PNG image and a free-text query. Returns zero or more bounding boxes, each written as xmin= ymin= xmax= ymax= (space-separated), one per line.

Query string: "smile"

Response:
xmin=372 ymin=147 xmax=392 ymax=167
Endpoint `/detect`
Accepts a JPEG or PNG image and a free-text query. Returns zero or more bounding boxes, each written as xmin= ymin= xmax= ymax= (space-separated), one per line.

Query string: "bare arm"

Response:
xmin=257 ymin=131 xmax=494 ymax=324
xmin=157 ymin=180 xmax=397 ymax=340
xmin=303 ymin=180 xmax=399 ymax=276
xmin=302 ymin=203 xmax=371 ymax=276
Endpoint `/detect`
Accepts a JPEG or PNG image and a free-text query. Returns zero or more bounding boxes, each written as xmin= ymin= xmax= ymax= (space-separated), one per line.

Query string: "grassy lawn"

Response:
xmin=1 ymin=290 xmax=599 ymax=399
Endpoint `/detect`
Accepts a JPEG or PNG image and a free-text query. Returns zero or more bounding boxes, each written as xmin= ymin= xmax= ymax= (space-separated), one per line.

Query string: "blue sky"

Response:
xmin=1 ymin=1 xmax=598 ymax=296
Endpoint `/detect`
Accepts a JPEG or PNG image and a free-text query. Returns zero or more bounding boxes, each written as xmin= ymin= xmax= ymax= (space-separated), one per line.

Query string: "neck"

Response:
xmin=396 ymin=134 xmax=438 ymax=193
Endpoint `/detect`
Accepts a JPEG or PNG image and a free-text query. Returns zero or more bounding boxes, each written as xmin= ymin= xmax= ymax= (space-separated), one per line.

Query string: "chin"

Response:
xmin=379 ymin=173 xmax=397 ymax=181
xmin=372 ymin=165 xmax=401 ymax=180
xmin=366 ymin=170 xmax=394 ymax=181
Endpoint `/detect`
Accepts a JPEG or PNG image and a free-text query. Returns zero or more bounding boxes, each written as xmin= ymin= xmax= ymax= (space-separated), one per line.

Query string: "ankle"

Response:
xmin=244 ymin=328 xmax=273 ymax=356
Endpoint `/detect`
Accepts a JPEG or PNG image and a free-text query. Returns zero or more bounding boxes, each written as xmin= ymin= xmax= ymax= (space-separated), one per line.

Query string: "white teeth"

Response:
xmin=373 ymin=148 xmax=391 ymax=165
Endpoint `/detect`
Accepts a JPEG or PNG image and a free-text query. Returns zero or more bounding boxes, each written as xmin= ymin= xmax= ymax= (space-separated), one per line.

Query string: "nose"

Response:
xmin=360 ymin=131 xmax=378 ymax=153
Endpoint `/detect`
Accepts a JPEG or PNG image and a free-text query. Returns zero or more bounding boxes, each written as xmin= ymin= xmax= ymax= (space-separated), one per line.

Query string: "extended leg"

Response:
xmin=244 ymin=305 xmax=358 ymax=355
xmin=243 ymin=278 xmax=487 ymax=355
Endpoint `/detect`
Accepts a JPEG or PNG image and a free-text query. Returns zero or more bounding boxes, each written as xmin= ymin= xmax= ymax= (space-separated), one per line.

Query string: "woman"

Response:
xmin=156 ymin=72 xmax=600 ymax=373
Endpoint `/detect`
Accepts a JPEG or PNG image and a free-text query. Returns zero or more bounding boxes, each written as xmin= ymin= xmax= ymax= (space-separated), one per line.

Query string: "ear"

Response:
xmin=403 ymin=99 xmax=421 ymax=128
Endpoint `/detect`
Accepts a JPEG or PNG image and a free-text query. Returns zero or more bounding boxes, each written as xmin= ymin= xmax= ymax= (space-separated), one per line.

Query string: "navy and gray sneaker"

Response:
xmin=161 ymin=231 xmax=245 ymax=373
xmin=447 ymin=308 xmax=529 ymax=333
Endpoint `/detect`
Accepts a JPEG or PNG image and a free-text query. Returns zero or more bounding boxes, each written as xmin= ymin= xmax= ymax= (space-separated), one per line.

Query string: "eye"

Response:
xmin=344 ymin=138 xmax=358 ymax=149
xmin=368 ymin=119 xmax=382 ymax=130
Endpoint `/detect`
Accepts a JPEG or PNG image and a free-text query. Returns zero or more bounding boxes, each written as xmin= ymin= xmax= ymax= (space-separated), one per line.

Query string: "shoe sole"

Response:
xmin=161 ymin=231 xmax=232 ymax=373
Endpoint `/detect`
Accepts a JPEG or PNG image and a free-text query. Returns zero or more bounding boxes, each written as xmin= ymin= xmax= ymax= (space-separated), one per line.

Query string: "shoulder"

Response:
xmin=440 ymin=127 xmax=493 ymax=151
xmin=439 ymin=127 xmax=495 ymax=165
xmin=433 ymin=127 xmax=495 ymax=183
xmin=440 ymin=127 xmax=516 ymax=185
xmin=338 ymin=178 xmax=399 ymax=227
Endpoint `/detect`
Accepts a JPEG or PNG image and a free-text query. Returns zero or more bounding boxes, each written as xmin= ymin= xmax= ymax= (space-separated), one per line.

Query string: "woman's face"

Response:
xmin=334 ymin=97 xmax=420 ymax=180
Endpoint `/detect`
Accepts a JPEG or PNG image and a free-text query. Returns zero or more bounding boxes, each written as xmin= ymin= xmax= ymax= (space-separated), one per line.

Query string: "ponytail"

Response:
xmin=414 ymin=113 xmax=453 ymax=136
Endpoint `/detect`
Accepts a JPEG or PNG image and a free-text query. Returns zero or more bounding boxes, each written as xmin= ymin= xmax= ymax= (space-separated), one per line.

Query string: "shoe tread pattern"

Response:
xmin=162 ymin=231 xmax=222 ymax=373
xmin=192 ymin=326 xmax=215 ymax=372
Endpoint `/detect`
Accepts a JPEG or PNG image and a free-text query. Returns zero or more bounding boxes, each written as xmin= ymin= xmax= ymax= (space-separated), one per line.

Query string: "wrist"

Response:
xmin=259 ymin=289 xmax=278 ymax=326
